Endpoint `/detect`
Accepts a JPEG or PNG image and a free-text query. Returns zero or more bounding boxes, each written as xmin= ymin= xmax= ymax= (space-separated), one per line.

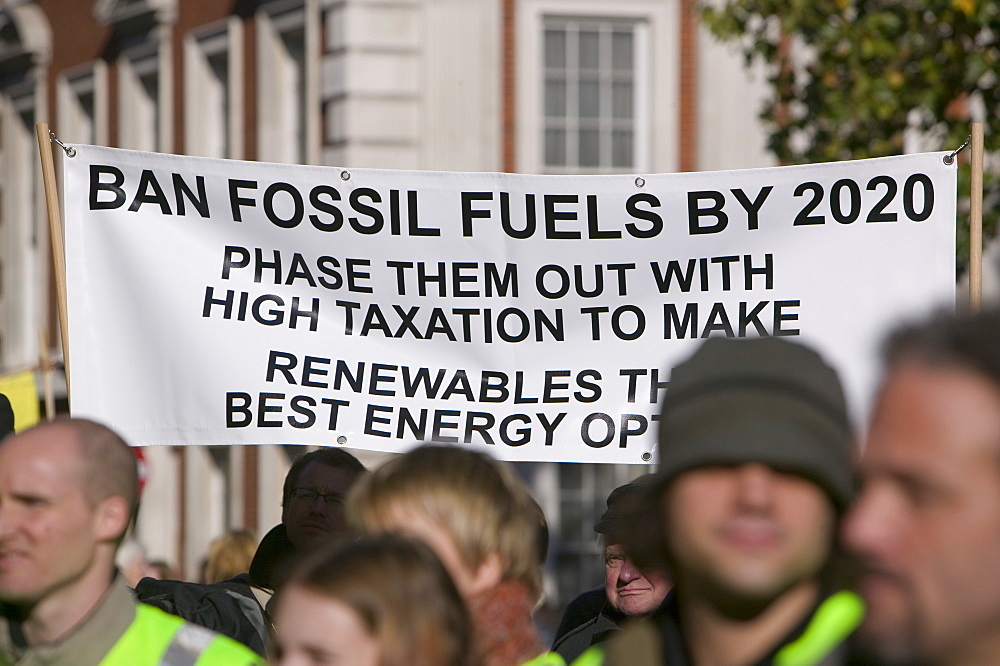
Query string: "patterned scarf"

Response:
xmin=467 ymin=580 xmax=546 ymax=666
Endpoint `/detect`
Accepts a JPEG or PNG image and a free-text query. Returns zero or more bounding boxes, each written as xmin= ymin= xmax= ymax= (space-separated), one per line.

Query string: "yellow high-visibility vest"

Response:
xmin=101 ymin=603 xmax=263 ymax=666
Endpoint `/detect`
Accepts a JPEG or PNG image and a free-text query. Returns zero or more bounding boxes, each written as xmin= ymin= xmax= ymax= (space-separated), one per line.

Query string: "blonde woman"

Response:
xmin=347 ymin=444 xmax=548 ymax=666
xmin=203 ymin=529 xmax=258 ymax=584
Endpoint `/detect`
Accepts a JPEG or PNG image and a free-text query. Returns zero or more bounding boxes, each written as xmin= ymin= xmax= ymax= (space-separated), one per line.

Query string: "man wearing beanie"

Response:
xmin=606 ymin=336 xmax=864 ymax=665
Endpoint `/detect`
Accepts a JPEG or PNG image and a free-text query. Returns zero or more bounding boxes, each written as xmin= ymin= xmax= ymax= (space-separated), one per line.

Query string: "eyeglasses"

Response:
xmin=290 ymin=488 xmax=344 ymax=507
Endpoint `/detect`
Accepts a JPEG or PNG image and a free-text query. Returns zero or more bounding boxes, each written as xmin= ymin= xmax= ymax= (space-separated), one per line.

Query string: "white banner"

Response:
xmin=64 ymin=146 xmax=955 ymax=463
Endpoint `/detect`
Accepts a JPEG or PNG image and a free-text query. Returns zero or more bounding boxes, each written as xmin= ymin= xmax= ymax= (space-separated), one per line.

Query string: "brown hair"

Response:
xmin=277 ymin=534 xmax=477 ymax=666
xmin=884 ymin=308 xmax=1000 ymax=387
xmin=203 ymin=529 xmax=257 ymax=583
xmin=346 ymin=444 xmax=542 ymax=599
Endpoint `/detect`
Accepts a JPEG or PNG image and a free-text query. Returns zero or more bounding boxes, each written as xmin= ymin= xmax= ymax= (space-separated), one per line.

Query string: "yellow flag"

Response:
xmin=0 ymin=370 xmax=40 ymax=432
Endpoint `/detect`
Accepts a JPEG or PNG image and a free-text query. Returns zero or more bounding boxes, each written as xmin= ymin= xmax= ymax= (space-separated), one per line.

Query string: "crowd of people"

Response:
xmin=1 ymin=306 xmax=999 ymax=665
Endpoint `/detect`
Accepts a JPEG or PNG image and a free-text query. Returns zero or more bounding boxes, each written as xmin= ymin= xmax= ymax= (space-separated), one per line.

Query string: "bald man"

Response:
xmin=0 ymin=418 xmax=260 ymax=665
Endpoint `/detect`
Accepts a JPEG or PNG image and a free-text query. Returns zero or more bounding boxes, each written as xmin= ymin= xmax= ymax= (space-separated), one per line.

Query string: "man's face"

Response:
xmin=843 ymin=364 xmax=1000 ymax=663
xmin=603 ymin=543 xmax=670 ymax=616
xmin=0 ymin=425 xmax=105 ymax=605
xmin=664 ymin=463 xmax=834 ymax=609
xmin=282 ymin=462 xmax=359 ymax=551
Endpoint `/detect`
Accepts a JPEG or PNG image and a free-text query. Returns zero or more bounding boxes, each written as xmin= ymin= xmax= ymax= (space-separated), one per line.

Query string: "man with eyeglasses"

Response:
xmin=137 ymin=448 xmax=367 ymax=655
xmin=270 ymin=448 xmax=368 ymax=562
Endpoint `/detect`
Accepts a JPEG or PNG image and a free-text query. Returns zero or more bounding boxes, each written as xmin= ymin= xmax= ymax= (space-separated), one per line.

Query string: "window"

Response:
xmin=58 ymin=63 xmax=108 ymax=147
xmin=185 ymin=19 xmax=243 ymax=159
xmin=95 ymin=0 xmax=174 ymax=152
xmin=543 ymin=18 xmax=638 ymax=173
xmin=0 ymin=6 xmax=46 ymax=371
xmin=257 ymin=0 xmax=319 ymax=165
xmin=0 ymin=89 xmax=38 ymax=369
xmin=118 ymin=46 xmax=160 ymax=152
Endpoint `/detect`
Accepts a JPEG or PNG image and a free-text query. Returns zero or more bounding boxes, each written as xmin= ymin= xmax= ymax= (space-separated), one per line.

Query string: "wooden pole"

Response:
xmin=970 ymin=122 xmax=984 ymax=311
xmin=34 ymin=123 xmax=71 ymax=398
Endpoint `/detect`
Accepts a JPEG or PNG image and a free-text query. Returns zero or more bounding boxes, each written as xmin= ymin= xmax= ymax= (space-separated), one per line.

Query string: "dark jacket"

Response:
xmin=135 ymin=523 xmax=295 ymax=656
xmin=552 ymin=601 xmax=624 ymax=663
xmin=553 ymin=588 xmax=608 ymax=648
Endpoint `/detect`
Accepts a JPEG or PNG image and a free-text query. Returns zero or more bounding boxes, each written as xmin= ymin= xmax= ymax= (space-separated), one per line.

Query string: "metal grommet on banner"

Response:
xmin=635 ymin=176 xmax=645 ymax=188
xmin=944 ymin=136 xmax=971 ymax=165
xmin=337 ymin=435 xmax=347 ymax=445
xmin=641 ymin=451 xmax=652 ymax=462
xmin=340 ymin=170 xmax=351 ymax=181
xmin=50 ymin=132 xmax=76 ymax=158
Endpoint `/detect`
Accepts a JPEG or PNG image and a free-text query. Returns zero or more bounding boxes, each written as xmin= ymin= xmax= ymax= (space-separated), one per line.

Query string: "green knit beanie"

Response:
xmin=656 ymin=337 xmax=854 ymax=512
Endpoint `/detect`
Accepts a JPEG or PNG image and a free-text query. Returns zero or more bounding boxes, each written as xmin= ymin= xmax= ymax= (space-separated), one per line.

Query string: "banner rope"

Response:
xmin=943 ymin=135 xmax=971 ymax=165
xmin=49 ymin=131 xmax=76 ymax=158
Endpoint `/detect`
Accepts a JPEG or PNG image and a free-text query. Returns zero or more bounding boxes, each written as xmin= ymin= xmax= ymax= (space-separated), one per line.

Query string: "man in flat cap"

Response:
xmin=552 ymin=476 xmax=670 ymax=662
xmin=607 ymin=337 xmax=863 ymax=665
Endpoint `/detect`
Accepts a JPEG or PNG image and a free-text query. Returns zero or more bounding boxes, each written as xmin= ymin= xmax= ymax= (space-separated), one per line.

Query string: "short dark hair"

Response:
xmin=884 ymin=308 xmax=1000 ymax=388
xmin=282 ymin=448 xmax=367 ymax=507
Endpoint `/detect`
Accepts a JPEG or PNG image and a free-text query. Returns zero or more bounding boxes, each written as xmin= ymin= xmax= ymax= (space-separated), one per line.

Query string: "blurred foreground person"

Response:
xmin=607 ymin=337 xmax=864 ymax=665
xmin=0 ymin=418 xmax=261 ymax=665
xmin=349 ymin=444 xmax=599 ymax=666
xmin=553 ymin=476 xmax=669 ymax=661
xmin=844 ymin=309 xmax=1000 ymax=665
xmin=271 ymin=534 xmax=476 ymax=666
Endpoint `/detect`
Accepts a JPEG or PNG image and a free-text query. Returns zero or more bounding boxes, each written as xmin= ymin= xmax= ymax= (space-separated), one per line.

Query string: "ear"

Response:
xmin=95 ymin=495 xmax=131 ymax=543
xmin=466 ymin=552 xmax=505 ymax=596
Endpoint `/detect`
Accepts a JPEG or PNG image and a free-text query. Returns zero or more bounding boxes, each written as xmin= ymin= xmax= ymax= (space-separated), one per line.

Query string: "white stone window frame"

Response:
xmin=57 ymin=61 xmax=109 ymax=148
xmin=94 ymin=0 xmax=175 ymax=153
xmin=255 ymin=0 xmax=320 ymax=165
xmin=0 ymin=84 xmax=42 ymax=371
xmin=183 ymin=17 xmax=244 ymax=159
xmin=541 ymin=16 xmax=643 ymax=173
xmin=117 ymin=37 xmax=169 ymax=152
xmin=0 ymin=2 xmax=51 ymax=372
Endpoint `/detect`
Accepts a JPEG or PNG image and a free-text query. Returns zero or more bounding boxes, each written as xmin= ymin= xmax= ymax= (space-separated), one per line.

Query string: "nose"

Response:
xmin=618 ymin=557 xmax=642 ymax=585
xmin=842 ymin=482 xmax=896 ymax=560
xmin=734 ymin=463 xmax=775 ymax=511
xmin=306 ymin=495 xmax=328 ymax=514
